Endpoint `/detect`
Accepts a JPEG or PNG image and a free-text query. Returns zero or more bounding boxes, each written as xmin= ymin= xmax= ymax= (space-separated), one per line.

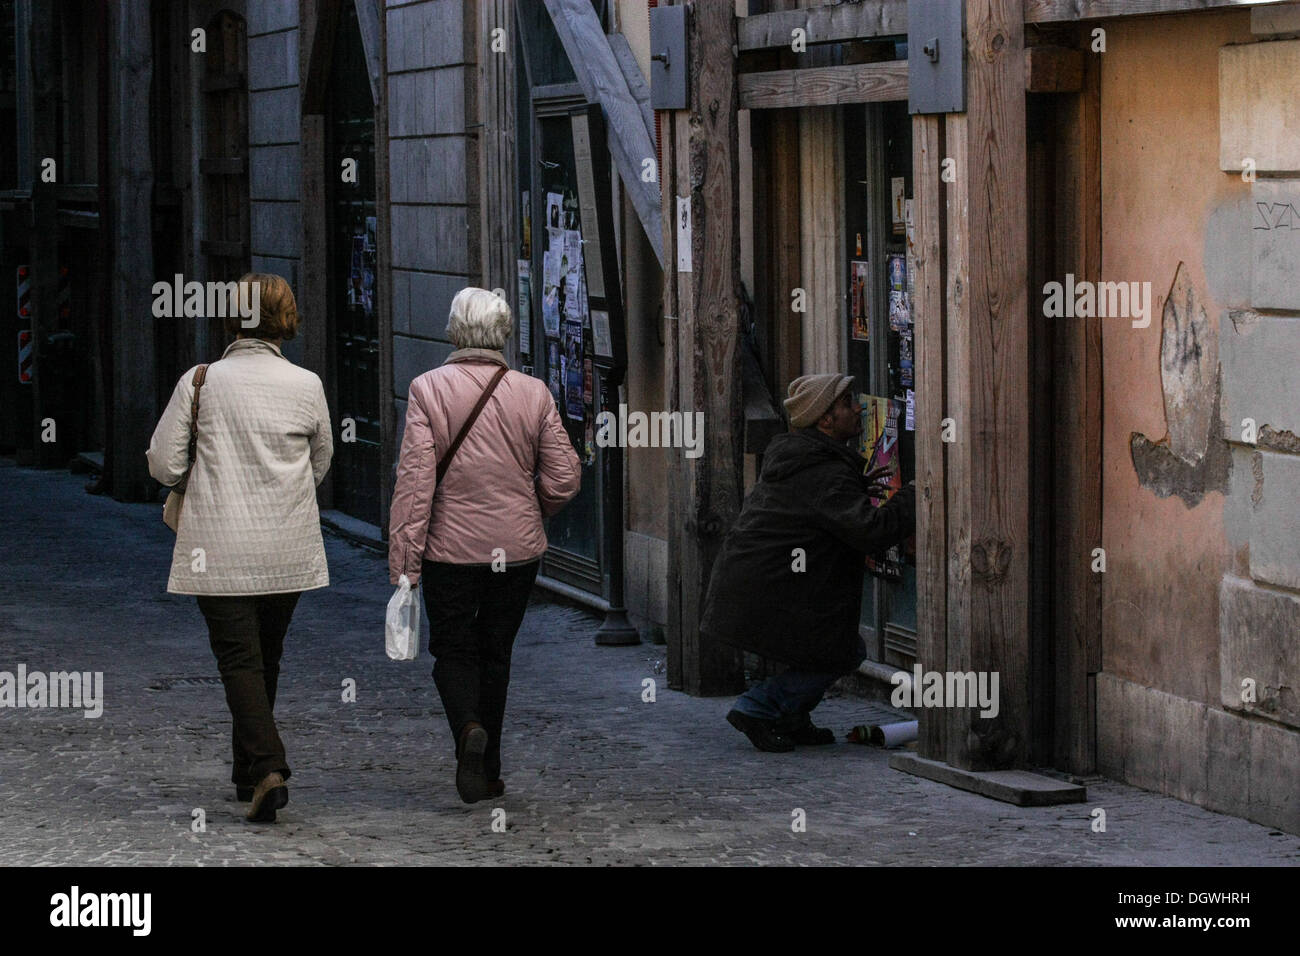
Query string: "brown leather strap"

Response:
xmin=179 ymin=364 xmax=209 ymax=492
xmin=437 ymin=364 xmax=508 ymax=485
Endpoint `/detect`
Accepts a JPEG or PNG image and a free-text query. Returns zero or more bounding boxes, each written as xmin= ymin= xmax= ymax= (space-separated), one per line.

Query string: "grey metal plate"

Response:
xmin=908 ymin=0 xmax=966 ymax=114
xmin=649 ymin=5 xmax=688 ymax=110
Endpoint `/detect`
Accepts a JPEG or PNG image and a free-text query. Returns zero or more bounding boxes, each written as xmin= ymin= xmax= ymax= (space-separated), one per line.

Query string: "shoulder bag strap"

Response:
xmin=437 ymin=364 xmax=508 ymax=485
xmin=177 ymin=364 xmax=209 ymax=492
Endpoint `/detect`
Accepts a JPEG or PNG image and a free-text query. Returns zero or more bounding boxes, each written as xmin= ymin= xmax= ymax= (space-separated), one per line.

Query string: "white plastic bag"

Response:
xmin=385 ymin=574 xmax=422 ymax=661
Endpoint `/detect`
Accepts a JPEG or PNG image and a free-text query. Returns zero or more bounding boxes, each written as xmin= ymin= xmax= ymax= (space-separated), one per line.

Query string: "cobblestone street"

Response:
xmin=1 ymin=460 xmax=1297 ymax=866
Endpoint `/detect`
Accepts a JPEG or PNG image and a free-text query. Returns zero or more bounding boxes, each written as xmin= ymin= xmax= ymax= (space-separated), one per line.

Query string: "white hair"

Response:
xmin=447 ymin=287 xmax=513 ymax=350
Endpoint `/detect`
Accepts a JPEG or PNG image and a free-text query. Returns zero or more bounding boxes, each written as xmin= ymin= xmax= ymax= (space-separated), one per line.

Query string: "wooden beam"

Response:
xmin=739 ymin=61 xmax=908 ymax=110
xmin=542 ymin=0 xmax=664 ymax=266
xmin=911 ymin=113 xmax=947 ymax=761
xmin=955 ymin=0 xmax=1031 ymax=771
xmin=1025 ymin=0 xmax=1294 ymax=23
xmin=1052 ymin=44 xmax=1102 ymax=775
xmin=664 ymin=0 xmax=745 ymax=696
xmin=1025 ymin=44 xmax=1083 ymax=92
xmin=108 ymin=0 xmax=158 ymax=499
xmin=738 ymin=1 xmax=907 ymax=51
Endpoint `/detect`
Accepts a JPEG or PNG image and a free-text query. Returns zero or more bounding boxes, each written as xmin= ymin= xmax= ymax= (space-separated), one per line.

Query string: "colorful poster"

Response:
xmin=858 ymin=393 xmax=904 ymax=582
xmin=888 ymin=253 xmax=910 ymax=332
xmin=517 ymin=260 xmax=532 ymax=355
xmin=905 ymin=388 xmax=916 ymax=432
xmin=563 ymin=318 xmax=585 ymax=421
xmin=850 ymin=260 xmax=870 ymax=342
xmin=583 ymin=357 xmax=593 ymax=407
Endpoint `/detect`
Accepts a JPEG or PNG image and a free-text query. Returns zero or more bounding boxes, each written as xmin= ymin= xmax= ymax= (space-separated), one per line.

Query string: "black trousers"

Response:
xmin=422 ymin=560 xmax=539 ymax=782
xmin=196 ymin=591 xmax=301 ymax=787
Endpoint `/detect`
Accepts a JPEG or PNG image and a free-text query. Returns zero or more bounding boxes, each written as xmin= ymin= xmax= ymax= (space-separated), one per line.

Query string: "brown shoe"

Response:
xmin=456 ymin=722 xmax=490 ymax=804
xmin=246 ymin=772 xmax=288 ymax=823
xmin=486 ymin=778 xmax=505 ymax=798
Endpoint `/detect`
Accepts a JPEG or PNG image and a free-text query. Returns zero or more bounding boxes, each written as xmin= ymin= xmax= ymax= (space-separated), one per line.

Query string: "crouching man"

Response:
xmin=700 ymin=373 xmax=916 ymax=752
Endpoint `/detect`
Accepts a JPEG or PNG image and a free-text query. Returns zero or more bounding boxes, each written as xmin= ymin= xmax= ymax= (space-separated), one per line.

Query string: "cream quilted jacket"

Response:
xmin=146 ymin=338 xmax=333 ymax=595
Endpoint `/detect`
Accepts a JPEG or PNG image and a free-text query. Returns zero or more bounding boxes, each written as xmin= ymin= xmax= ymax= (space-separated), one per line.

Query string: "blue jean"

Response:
xmin=732 ymin=670 xmax=839 ymax=725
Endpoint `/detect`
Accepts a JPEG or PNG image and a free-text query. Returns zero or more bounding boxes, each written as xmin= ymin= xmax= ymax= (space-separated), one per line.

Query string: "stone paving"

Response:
xmin=1 ymin=460 xmax=1297 ymax=865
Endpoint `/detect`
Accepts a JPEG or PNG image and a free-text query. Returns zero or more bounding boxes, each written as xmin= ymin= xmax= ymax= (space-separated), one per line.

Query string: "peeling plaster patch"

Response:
xmin=1160 ymin=263 xmax=1215 ymax=463
xmin=1131 ymin=263 xmax=1230 ymax=506
xmin=1251 ymin=450 xmax=1265 ymax=510
xmin=1259 ymin=425 xmax=1300 ymax=454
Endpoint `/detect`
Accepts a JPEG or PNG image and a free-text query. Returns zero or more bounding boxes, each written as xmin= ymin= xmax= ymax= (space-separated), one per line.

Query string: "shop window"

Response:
xmin=844 ymin=102 xmax=917 ymax=666
xmin=513 ymin=1 xmax=610 ymax=596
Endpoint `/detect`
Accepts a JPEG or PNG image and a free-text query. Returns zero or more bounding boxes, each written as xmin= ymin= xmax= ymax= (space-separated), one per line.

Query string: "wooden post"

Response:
xmin=911 ymin=113 xmax=946 ymax=760
xmin=108 ymin=0 xmax=157 ymax=501
xmin=952 ymin=0 xmax=1031 ymax=770
xmin=27 ymin=0 xmax=59 ymax=468
xmin=662 ymin=0 xmax=745 ymax=696
xmin=1052 ymin=37 xmax=1102 ymax=774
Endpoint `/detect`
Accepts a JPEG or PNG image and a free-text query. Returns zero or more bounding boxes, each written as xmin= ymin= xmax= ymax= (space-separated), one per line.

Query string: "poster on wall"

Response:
xmin=541 ymin=247 xmax=562 ymax=337
xmin=850 ymin=260 xmax=870 ymax=342
xmin=517 ymin=260 xmax=532 ymax=355
xmin=591 ymin=309 xmax=613 ymax=360
xmin=546 ymin=192 xmax=564 ymax=232
xmin=858 ymin=393 xmax=905 ymax=582
xmin=563 ymin=317 xmax=585 ymax=421
xmin=563 ymin=230 xmax=584 ymax=321
xmin=521 ymin=190 xmax=532 ymax=259
xmin=891 ymin=177 xmax=906 ymax=236
xmin=546 ymin=340 xmax=561 ymax=405
xmin=888 ymin=253 xmax=910 ymax=332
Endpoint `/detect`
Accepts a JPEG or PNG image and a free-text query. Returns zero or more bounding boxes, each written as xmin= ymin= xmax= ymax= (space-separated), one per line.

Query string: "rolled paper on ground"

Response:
xmin=869 ymin=720 xmax=919 ymax=748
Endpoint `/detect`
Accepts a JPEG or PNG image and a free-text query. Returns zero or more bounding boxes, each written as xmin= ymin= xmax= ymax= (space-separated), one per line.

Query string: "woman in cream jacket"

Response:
xmin=147 ymin=273 xmax=332 ymax=823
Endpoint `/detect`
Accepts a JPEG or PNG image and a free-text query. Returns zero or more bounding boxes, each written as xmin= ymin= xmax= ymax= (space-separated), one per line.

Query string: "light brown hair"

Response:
xmin=223 ymin=272 xmax=300 ymax=342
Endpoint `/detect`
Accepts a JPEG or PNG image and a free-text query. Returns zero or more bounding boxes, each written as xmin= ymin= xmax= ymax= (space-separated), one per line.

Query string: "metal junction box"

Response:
xmin=908 ymin=0 xmax=966 ymax=114
xmin=649 ymin=4 xmax=688 ymax=110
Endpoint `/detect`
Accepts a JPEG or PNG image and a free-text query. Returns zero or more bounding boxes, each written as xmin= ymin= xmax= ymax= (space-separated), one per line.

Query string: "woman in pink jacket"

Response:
xmin=389 ymin=287 xmax=581 ymax=803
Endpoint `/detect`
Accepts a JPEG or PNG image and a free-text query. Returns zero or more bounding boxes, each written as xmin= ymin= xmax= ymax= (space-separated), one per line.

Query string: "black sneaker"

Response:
xmin=790 ymin=723 xmax=835 ymax=746
xmin=726 ymin=709 xmax=795 ymax=753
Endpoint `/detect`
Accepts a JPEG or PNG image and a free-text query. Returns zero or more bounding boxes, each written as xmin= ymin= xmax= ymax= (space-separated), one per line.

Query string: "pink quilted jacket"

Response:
xmin=388 ymin=348 xmax=581 ymax=584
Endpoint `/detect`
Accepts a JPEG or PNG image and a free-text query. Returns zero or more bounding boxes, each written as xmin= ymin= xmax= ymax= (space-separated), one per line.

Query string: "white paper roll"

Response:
xmin=869 ymin=720 xmax=919 ymax=748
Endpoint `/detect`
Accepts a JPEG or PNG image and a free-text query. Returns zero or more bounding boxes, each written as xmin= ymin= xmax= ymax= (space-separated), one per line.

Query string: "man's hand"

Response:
xmin=863 ymin=464 xmax=896 ymax=500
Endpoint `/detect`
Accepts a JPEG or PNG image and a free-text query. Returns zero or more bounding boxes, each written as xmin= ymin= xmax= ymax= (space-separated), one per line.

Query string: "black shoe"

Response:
xmin=456 ymin=722 xmax=490 ymax=804
xmin=726 ymin=709 xmax=795 ymax=753
xmin=235 ymin=785 xmax=254 ymax=802
xmin=790 ymin=723 xmax=836 ymax=746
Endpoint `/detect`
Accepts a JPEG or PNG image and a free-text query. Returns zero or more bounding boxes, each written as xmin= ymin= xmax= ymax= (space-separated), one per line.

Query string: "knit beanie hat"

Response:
xmin=784 ymin=373 xmax=855 ymax=428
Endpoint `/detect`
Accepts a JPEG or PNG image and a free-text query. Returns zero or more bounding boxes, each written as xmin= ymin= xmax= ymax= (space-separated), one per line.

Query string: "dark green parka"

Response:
xmin=700 ymin=427 xmax=916 ymax=674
